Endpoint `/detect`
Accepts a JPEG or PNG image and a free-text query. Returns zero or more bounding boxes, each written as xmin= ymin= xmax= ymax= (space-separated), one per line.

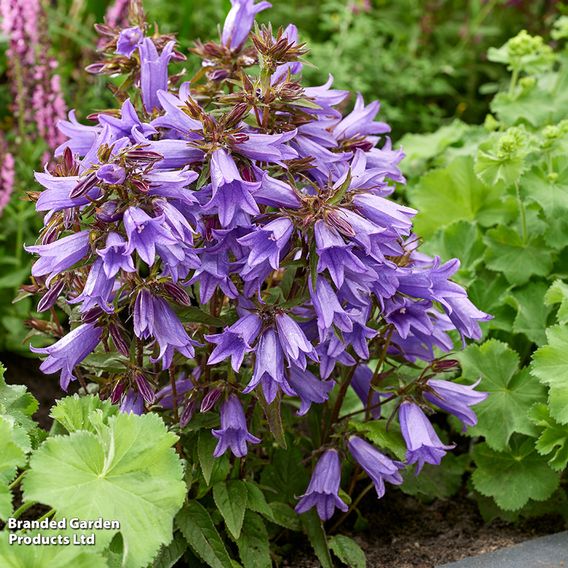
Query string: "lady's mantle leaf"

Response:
xmin=50 ymin=394 xmax=118 ymax=433
xmin=531 ymin=325 xmax=568 ymax=424
xmin=529 ymin=403 xmax=568 ymax=471
xmin=23 ymin=412 xmax=186 ymax=568
xmin=458 ymin=340 xmax=546 ymax=450
xmin=472 ymin=439 xmax=560 ymax=511
xmin=0 ymin=531 xmax=107 ymax=568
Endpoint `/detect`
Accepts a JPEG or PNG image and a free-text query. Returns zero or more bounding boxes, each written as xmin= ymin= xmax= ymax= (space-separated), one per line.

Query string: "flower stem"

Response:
xmin=515 ymin=181 xmax=527 ymax=244
xmin=12 ymin=501 xmax=36 ymax=520
xmin=329 ymin=482 xmax=374 ymax=533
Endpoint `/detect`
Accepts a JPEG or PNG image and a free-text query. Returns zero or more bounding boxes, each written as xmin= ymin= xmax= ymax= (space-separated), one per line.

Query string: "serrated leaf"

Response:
xmin=531 ymin=325 xmax=568 ymax=424
xmin=268 ymin=502 xmax=301 ymax=531
xmin=198 ymin=430 xmax=218 ymax=486
xmin=458 ymin=340 xmax=545 ymax=450
xmin=244 ymin=481 xmax=274 ymax=520
xmin=0 ymin=531 xmax=107 ymax=568
xmin=301 ymin=509 xmax=333 ymax=568
xmin=176 ymin=502 xmax=233 ymax=568
xmin=410 ymin=156 xmax=510 ymax=239
xmin=529 ymin=403 xmax=568 ymax=471
xmin=23 ymin=412 xmax=186 ymax=568
xmin=472 ymin=439 xmax=560 ymax=511
xmin=545 ymin=280 xmax=568 ymax=325
xmin=213 ymin=480 xmax=248 ymax=540
xmin=329 ymin=535 xmax=366 ymax=568
xmin=349 ymin=419 xmax=408 ymax=461
xmin=507 ymin=281 xmax=552 ymax=345
xmin=50 ymin=395 xmax=118 ymax=433
xmin=484 ymin=226 xmax=553 ymax=286
xmin=152 ymin=532 xmax=188 ymax=568
xmin=0 ymin=363 xmax=38 ymax=433
xmin=236 ymin=511 xmax=271 ymax=568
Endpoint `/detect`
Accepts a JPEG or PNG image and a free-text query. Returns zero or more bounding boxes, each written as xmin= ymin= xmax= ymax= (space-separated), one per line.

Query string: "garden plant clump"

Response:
xmin=0 ymin=0 xmax=496 ymax=566
xmin=403 ymin=19 xmax=568 ymax=521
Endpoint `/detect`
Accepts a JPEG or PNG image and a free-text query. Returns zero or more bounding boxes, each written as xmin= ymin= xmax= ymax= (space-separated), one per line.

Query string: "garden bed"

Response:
xmin=2 ymin=355 xmax=565 ymax=568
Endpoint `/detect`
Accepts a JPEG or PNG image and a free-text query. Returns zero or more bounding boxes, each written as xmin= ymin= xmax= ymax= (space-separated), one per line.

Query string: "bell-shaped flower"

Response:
xmin=116 ymin=26 xmax=144 ymax=57
xmin=399 ymin=402 xmax=454 ymax=473
xmin=138 ymin=38 xmax=175 ymax=112
xmin=238 ymin=217 xmax=293 ymax=270
xmin=424 ymin=379 xmax=487 ymax=430
xmin=275 ymin=313 xmax=317 ymax=369
xmin=96 ymin=232 xmax=135 ymax=278
xmin=287 ymin=367 xmax=334 ymax=415
xmin=221 ymin=0 xmax=271 ymax=50
xmin=212 ymin=395 xmax=261 ymax=458
xmin=295 ymin=450 xmax=348 ymax=521
xmin=31 ymin=323 xmax=102 ymax=390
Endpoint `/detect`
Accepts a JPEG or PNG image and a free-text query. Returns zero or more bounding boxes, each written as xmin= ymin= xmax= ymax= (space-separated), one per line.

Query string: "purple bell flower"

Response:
xmin=120 ymin=389 xmax=145 ymax=415
xmin=31 ymin=323 xmax=102 ymax=390
xmin=295 ymin=450 xmax=348 ymax=521
xmin=348 ymin=436 xmax=404 ymax=498
xmin=399 ymin=402 xmax=454 ymax=473
xmin=244 ymin=328 xmax=294 ymax=403
xmin=205 ymin=314 xmax=262 ymax=371
xmin=96 ymin=163 xmax=126 ymax=185
xmin=96 ymin=232 xmax=135 ymax=278
xmin=123 ymin=206 xmax=178 ymax=266
xmin=212 ymin=395 xmax=261 ymax=458
xmin=315 ymin=220 xmax=367 ymax=287
xmin=309 ymin=277 xmax=353 ymax=338
xmin=68 ymin=258 xmax=115 ymax=313
xmin=237 ymin=217 xmax=293 ymax=270
xmin=138 ymin=38 xmax=175 ymax=112
xmin=287 ymin=367 xmax=334 ymax=415
xmin=27 ymin=231 xmax=91 ymax=285
xmin=424 ymin=379 xmax=487 ymax=430
xmin=350 ymin=364 xmax=381 ymax=418
xmin=221 ymin=0 xmax=271 ymax=50
xmin=116 ymin=26 xmax=144 ymax=57
xmin=188 ymin=249 xmax=239 ymax=303
xmin=275 ymin=312 xmax=317 ymax=369
xmin=204 ymin=149 xmax=261 ymax=227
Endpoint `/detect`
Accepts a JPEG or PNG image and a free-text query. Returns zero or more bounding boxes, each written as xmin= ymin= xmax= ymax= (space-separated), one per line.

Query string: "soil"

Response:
xmin=1 ymin=354 xmax=566 ymax=567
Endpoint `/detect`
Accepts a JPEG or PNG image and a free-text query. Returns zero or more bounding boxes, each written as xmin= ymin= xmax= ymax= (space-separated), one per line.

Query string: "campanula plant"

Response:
xmin=24 ymin=0 xmax=488 ymax=564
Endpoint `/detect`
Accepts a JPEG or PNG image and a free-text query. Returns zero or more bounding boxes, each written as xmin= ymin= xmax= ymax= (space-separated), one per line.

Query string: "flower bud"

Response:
xmin=200 ymin=388 xmax=222 ymax=413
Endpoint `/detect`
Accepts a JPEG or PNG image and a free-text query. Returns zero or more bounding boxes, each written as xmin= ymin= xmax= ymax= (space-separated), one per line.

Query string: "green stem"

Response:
xmin=509 ymin=67 xmax=520 ymax=97
xmin=12 ymin=501 xmax=36 ymax=520
xmin=515 ymin=181 xmax=527 ymax=244
xmin=36 ymin=509 xmax=55 ymax=524
xmin=9 ymin=470 xmax=27 ymax=490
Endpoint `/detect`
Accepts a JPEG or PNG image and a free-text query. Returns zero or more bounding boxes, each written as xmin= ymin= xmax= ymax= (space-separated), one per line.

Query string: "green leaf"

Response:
xmin=213 ymin=480 xmax=248 ymax=540
xmin=236 ymin=511 xmax=271 ymax=568
xmin=507 ymin=282 xmax=552 ymax=345
xmin=300 ymin=509 xmax=333 ymax=568
xmin=410 ymin=156 xmax=510 ymax=239
xmin=50 ymin=395 xmax=118 ymax=433
xmin=23 ymin=412 xmax=186 ymax=568
xmin=259 ymin=394 xmax=287 ymax=449
xmin=0 ymin=363 xmax=38 ymax=433
xmin=484 ymin=226 xmax=553 ymax=286
xmin=0 ymin=531 xmax=107 ymax=568
xmin=529 ymin=403 xmax=568 ymax=471
xmin=349 ymin=420 xmax=406 ymax=460
xmin=531 ymin=325 xmax=568 ymax=424
xmin=176 ymin=306 xmax=226 ymax=328
xmin=260 ymin=447 xmax=308 ymax=504
xmin=244 ymin=481 xmax=274 ymax=520
xmin=458 ymin=340 xmax=546 ymax=450
xmin=268 ymin=502 xmax=301 ymax=531
xmin=472 ymin=439 xmax=561 ymax=511
xmin=329 ymin=535 xmax=366 ymax=568
xmin=401 ymin=453 xmax=469 ymax=500
xmin=176 ymin=502 xmax=233 ymax=568
xmin=152 ymin=532 xmax=187 ymax=568
xmin=545 ymin=280 xmax=568 ymax=325
xmin=0 ymin=416 xmax=27 ymax=519
xmin=466 ymin=271 xmax=513 ymax=332
xmin=198 ymin=430 xmax=218 ymax=486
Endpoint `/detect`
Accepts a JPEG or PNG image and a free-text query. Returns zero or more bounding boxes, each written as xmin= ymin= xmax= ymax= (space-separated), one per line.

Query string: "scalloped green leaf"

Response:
xmin=50 ymin=395 xmax=118 ymax=433
xmin=472 ymin=439 xmax=560 ymax=511
xmin=23 ymin=411 xmax=186 ymax=568
xmin=458 ymin=340 xmax=546 ymax=450
xmin=0 ymin=531 xmax=107 ymax=568
xmin=0 ymin=363 xmax=38 ymax=434
xmin=531 ymin=325 xmax=568 ymax=424
xmin=529 ymin=403 xmax=568 ymax=471
xmin=545 ymin=280 xmax=568 ymax=325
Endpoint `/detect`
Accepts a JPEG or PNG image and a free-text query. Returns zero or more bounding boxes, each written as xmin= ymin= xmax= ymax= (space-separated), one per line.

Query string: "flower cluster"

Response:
xmin=27 ymin=0 xmax=488 ymax=520
xmin=0 ymin=135 xmax=15 ymax=216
